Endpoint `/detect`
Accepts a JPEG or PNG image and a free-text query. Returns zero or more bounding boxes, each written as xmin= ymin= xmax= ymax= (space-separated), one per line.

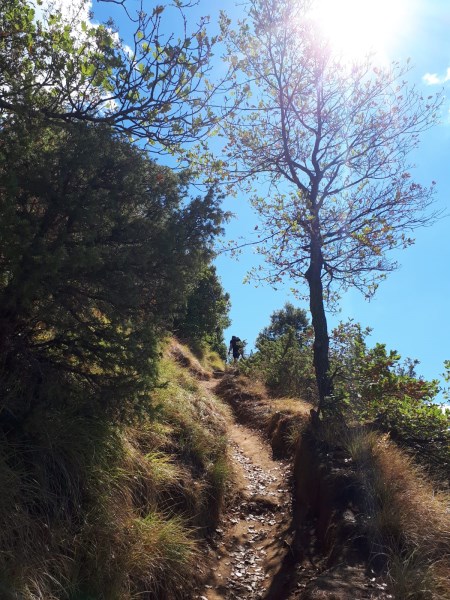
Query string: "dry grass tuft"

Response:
xmin=167 ymin=339 xmax=211 ymax=380
xmin=331 ymin=424 xmax=450 ymax=600
xmin=374 ymin=439 xmax=450 ymax=562
xmin=201 ymin=348 xmax=226 ymax=372
xmin=271 ymin=396 xmax=314 ymax=418
xmin=0 ymin=340 xmax=232 ymax=599
xmin=215 ymin=372 xmax=312 ymax=458
xmin=125 ymin=512 xmax=199 ymax=598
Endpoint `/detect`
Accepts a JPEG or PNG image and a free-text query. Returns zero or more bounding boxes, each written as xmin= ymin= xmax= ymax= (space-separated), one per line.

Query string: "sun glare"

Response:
xmin=311 ymin=0 xmax=406 ymax=62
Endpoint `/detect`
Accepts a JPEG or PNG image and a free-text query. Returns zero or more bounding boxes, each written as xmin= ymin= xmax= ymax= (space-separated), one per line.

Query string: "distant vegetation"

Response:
xmin=245 ymin=306 xmax=449 ymax=482
xmin=175 ymin=265 xmax=231 ymax=359
xmin=241 ymin=303 xmax=317 ymax=402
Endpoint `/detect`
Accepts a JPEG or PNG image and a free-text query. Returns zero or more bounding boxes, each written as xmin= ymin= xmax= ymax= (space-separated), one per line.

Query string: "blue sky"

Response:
xmin=83 ymin=0 xmax=449 ymax=392
xmin=210 ymin=0 xmax=450 ymax=393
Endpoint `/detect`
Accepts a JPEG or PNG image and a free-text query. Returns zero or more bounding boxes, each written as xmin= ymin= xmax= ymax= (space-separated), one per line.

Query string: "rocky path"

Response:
xmin=200 ymin=419 xmax=297 ymax=600
xmin=194 ymin=375 xmax=391 ymax=600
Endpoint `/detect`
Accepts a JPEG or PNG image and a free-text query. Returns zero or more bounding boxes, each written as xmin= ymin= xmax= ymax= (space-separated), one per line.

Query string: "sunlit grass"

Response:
xmin=323 ymin=423 xmax=450 ymax=599
xmin=271 ymin=396 xmax=313 ymax=415
xmin=0 ymin=340 xmax=232 ymax=598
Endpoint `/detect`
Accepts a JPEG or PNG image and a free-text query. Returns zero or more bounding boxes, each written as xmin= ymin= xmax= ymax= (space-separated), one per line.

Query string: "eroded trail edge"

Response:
xmin=201 ymin=419 xmax=295 ymax=600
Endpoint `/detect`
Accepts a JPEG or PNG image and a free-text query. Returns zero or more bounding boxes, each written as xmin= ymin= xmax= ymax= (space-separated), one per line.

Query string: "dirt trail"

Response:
xmin=198 ymin=377 xmax=298 ymax=600
xmin=196 ymin=375 xmax=391 ymax=600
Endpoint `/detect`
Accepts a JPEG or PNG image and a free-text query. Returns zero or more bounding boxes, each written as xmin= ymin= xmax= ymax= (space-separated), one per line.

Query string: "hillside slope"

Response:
xmin=0 ymin=340 xmax=231 ymax=599
xmin=1 ymin=341 xmax=447 ymax=599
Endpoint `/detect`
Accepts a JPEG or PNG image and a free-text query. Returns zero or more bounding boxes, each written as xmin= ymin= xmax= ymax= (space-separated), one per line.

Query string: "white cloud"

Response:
xmin=423 ymin=67 xmax=450 ymax=85
xmin=423 ymin=73 xmax=441 ymax=85
xmin=38 ymin=0 xmax=92 ymax=26
xmin=123 ymin=44 xmax=134 ymax=58
xmin=31 ymin=0 xmax=94 ymax=45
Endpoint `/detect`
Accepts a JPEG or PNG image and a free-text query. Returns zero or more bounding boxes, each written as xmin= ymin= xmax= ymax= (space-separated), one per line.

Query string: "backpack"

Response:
xmin=233 ymin=337 xmax=244 ymax=355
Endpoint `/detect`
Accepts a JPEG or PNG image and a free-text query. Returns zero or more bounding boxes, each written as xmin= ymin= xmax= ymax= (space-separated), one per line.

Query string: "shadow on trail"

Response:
xmin=262 ymin=510 xmax=321 ymax=600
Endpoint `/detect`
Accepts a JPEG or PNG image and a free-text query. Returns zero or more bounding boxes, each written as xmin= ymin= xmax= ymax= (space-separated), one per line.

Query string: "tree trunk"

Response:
xmin=305 ymin=240 xmax=333 ymax=414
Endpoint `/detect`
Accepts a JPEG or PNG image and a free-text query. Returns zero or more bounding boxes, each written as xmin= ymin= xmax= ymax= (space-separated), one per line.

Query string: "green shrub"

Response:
xmin=242 ymin=332 xmax=316 ymax=399
xmin=240 ymin=303 xmax=317 ymax=400
xmin=331 ymin=321 xmax=449 ymax=481
xmin=175 ymin=265 xmax=231 ymax=359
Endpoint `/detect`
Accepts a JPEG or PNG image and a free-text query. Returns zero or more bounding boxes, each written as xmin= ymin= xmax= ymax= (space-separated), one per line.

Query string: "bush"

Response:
xmin=174 ymin=265 xmax=231 ymax=359
xmin=331 ymin=321 xmax=450 ymax=482
xmin=240 ymin=303 xmax=317 ymax=400
xmin=242 ymin=332 xmax=316 ymax=399
xmin=0 ymin=122 xmax=224 ymax=424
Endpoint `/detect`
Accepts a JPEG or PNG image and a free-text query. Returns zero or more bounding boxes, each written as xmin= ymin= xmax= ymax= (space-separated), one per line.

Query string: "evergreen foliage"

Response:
xmin=243 ymin=303 xmax=316 ymax=399
xmin=175 ymin=265 xmax=231 ymax=359
xmin=0 ymin=122 xmax=224 ymax=424
xmin=256 ymin=302 xmax=309 ymax=345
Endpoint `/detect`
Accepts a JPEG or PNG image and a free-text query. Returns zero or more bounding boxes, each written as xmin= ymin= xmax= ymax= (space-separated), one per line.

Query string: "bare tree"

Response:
xmin=221 ymin=0 xmax=442 ymax=411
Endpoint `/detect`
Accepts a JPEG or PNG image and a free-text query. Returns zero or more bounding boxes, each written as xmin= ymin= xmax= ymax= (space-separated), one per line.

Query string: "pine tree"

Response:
xmin=0 ymin=123 xmax=224 ymax=424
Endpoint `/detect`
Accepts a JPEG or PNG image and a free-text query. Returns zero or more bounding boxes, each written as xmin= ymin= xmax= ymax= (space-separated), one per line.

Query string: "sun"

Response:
xmin=310 ymin=0 xmax=407 ymax=62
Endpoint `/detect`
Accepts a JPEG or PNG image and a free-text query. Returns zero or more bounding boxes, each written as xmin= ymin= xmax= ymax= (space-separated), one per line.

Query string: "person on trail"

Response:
xmin=228 ymin=336 xmax=243 ymax=363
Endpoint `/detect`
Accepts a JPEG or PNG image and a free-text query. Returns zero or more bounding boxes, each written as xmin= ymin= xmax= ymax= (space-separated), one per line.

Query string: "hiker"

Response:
xmin=228 ymin=336 xmax=243 ymax=363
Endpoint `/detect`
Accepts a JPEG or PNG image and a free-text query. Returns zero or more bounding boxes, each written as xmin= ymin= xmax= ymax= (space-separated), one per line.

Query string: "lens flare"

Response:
xmin=311 ymin=0 xmax=407 ymax=62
